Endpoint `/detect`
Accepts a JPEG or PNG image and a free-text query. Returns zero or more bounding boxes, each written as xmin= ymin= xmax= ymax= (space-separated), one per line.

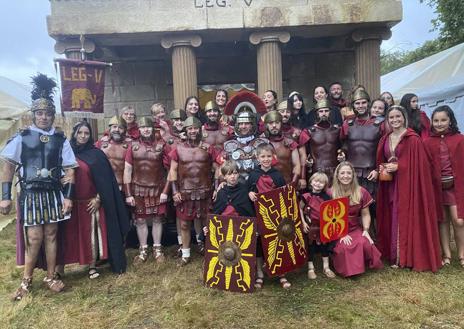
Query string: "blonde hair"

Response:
xmin=331 ymin=161 xmax=361 ymax=205
xmin=308 ymin=172 xmax=329 ymax=188
xmin=151 ymin=103 xmax=166 ymax=115
xmin=220 ymin=160 xmax=239 ymax=176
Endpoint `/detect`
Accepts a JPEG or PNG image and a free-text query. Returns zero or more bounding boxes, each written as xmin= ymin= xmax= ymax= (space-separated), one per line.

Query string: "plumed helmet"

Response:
xmin=204 ymin=101 xmax=219 ymax=112
xmin=169 ymin=109 xmax=187 ymax=121
xmin=314 ymin=99 xmax=331 ymax=111
xmin=108 ymin=115 xmax=127 ymax=129
xmin=30 ymin=73 xmax=57 ymax=114
xmin=224 ymin=90 xmax=267 ymax=116
xmin=351 ymin=89 xmax=370 ymax=104
xmin=264 ymin=110 xmax=283 ymax=124
xmin=138 ymin=116 xmax=153 ymax=128
xmin=277 ymin=100 xmax=287 ymax=111
xmin=183 ymin=116 xmax=202 ymax=129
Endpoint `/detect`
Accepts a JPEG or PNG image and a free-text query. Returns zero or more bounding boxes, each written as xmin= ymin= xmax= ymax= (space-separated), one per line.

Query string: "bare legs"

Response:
xmin=439 ymin=205 xmax=464 ymax=265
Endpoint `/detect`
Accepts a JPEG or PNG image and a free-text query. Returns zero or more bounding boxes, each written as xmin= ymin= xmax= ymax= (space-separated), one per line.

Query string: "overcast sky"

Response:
xmin=0 ymin=1 xmax=438 ymax=88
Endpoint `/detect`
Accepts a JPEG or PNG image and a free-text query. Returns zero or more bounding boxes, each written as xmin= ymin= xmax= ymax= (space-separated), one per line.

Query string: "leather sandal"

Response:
xmin=43 ymin=276 xmax=65 ymax=293
xmin=254 ymin=277 xmax=264 ymax=289
xmin=12 ymin=277 xmax=32 ymax=301
xmin=323 ymin=268 xmax=336 ymax=278
xmin=88 ymin=268 xmax=100 ymax=279
xmin=442 ymin=256 xmax=451 ymax=266
xmin=153 ymin=247 xmax=165 ymax=263
xmin=177 ymin=256 xmax=190 ymax=267
xmin=459 ymin=258 xmax=464 ymax=268
xmin=133 ymin=246 xmax=148 ymax=264
xmin=279 ymin=277 xmax=291 ymax=289
xmin=307 ymin=269 xmax=317 ymax=280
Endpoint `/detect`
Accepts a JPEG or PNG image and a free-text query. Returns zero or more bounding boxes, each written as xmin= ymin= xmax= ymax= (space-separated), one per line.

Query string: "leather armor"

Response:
xmin=202 ymin=124 xmax=231 ymax=151
xmin=99 ymin=136 xmax=131 ymax=186
xmin=269 ymin=136 xmax=296 ymax=183
xmin=20 ymin=129 xmax=66 ymax=190
xmin=345 ymin=119 xmax=381 ymax=177
xmin=176 ymin=142 xmax=213 ymax=200
xmin=163 ymin=128 xmax=184 ymax=148
xmin=308 ymin=125 xmax=341 ymax=175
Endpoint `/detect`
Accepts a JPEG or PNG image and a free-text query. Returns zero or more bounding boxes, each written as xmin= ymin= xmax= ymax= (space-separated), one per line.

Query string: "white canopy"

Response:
xmin=381 ymin=42 xmax=464 ymax=129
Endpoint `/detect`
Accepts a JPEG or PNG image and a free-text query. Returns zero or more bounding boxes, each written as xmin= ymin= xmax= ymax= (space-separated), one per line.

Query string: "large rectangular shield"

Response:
xmin=204 ymin=214 xmax=257 ymax=293
xmin=255 ymin=184 xmax=307 ymax=277
xmin=319 ymin=197 xmax=349 ymax=243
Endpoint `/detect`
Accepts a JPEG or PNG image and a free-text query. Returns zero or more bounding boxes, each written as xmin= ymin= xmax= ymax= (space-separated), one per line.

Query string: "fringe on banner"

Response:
xmin=63 ymin=111 xmax=105 ymax=119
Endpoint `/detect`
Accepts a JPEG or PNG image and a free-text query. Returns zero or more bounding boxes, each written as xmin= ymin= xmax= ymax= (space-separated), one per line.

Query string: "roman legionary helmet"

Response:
xmin=264 ymin=110 xmax=283 ymax=124
xmin=169 ymin=109 xmax=187 ymax=121
xmin=351 ymin=89 xmax=370 ymax=104
xmin=314 ymin=99 xmax=331 ymax=111
xmin=183 ymin=116 xmax=202 ymax=129
xmin=204 ymin=101 xmax=219 ymax=112
xmin=30 ymin=73 xmax=57 ymax=114
xmin=138 ymin=116 xmax=153 ymax=128
xmin=224 ymin=90 xmax=267 ymax=116
xmin=108 ymin=115 xmax=127 ymax=129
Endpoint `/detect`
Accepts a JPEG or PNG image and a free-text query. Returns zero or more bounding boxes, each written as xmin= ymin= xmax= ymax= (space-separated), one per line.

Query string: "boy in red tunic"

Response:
xmin=301 ymin=172 xmax=336 ymax=279
xmin=247 ymin=143 xmax=291 ymax=289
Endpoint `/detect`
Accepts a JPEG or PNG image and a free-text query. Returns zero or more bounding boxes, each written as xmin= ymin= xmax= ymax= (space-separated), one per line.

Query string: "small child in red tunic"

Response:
xmin=247 ymin=143 xmax=291 ymax=289
xmin=300 ymin=172 xmax=336 ymax=279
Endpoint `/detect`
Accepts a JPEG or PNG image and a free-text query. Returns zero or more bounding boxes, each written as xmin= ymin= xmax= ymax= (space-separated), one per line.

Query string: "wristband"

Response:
xmin=171 ymin=181 xmax=179 ymax=195
xmin=2 ymin=182 xmax=12 ymax=200
xmin=63 ymin=183 xmax=75 ymax=199
xmin=124 ymin=183 xmax=132 ymax=197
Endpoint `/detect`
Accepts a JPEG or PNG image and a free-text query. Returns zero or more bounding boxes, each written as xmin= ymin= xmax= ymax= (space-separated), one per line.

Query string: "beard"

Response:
xmin=111 ymin=132 xmax=123 ymax=142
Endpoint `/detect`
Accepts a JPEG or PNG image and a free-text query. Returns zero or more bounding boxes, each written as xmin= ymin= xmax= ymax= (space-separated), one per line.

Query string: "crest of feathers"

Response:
xmin=30 ymin=73 xmax=57 ymax=102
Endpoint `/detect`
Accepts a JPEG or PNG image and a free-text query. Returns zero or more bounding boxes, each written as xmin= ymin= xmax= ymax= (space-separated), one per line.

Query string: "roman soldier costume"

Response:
xmin=163 ymin=109 xmax=186 ymax=148
xmin=202 ymin=100 xmax=233 ymax=151
xmin=95 ymin=116 xmax=132 ymax=189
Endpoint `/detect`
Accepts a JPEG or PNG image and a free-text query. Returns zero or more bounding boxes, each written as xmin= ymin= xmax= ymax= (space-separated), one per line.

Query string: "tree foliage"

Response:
xmin=381 ymin=0 xmax=464 ymax=74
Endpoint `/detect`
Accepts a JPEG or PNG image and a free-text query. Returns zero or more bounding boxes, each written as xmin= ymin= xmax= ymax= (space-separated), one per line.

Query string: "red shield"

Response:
xmin=254 ymin=184 xmax=307 ymax=277
xmin=204 ymin=214 xmax=257 ymax=293
xmin=319 ymin=197 xmax=349 ymax=243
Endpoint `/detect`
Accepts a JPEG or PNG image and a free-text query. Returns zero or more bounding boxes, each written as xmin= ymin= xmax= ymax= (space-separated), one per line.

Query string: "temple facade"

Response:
xmin=47 ymin=0 xmax=402 ymax=123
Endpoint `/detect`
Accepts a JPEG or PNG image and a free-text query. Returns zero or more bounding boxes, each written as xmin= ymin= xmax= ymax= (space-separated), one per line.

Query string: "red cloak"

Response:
xmin=424 ymin=132 xmax=464 ymax=220
xmin=376 ymin=128 xmax=442 ymax=272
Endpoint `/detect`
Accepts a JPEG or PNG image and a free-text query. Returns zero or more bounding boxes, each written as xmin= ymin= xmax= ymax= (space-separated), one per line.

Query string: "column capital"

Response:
xmin=54 ymin=38 xmax=96 ymax=55
xmin=161 ymin=34 xmax=202 ymax=49
xmin=249 ymin=31 xmax=290 ymax=45
xmin=351 ymin=28 xmax=392 ymax=43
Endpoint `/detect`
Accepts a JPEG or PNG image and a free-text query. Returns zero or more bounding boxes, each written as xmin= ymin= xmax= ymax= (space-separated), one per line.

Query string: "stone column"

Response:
xmin=161 ymin=35 xmax=202 ymax=109
xmin=55 ymin=39 xmax=98 ymax=137
xmin=352 ymin=28 xmax=391 ymax=99
xmin=249 ymin=31 xmax=290 ymax=101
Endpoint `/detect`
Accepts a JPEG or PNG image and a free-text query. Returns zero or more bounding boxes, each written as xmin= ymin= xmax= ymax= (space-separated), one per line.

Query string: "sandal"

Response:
xmin=279 ymin=277 xmax=291 ymax=289
xmin=43 ymin=276 xmax=65 ymax=293
xmin=88 ymin=268 xmax=100 ymax=279
xmin=254 ymin=277 xmax=264 ymax=289
xmin=133 ymin=246 xmax=148 ymax=264
xmin=177 ymin=256 xmax=190 ymax=267
xmin=307 ymin=269 xmax=317 ymax=280
xmin=197 ymin=241 xmax=205 ymax=255
xmin=323 ymin=268 xmax=336 ymax=278
xmin=12 ymin=277 xmax=32 ymax=301
xmin=153 ymin=247 xmax=165 ymax=263
xmin=442 ymin=256 xmax=451 ymax=266
xmin=459 ymin=258 xmax=464 ymax=268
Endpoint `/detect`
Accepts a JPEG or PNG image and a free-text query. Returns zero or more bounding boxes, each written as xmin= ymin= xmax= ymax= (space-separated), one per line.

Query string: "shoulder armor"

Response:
xmin=19 ymin=128 xmax=31 ymax=136
xmin=373 ymin=119 xmax=381 ymax=127
xmin=347 ymin=119 xmax=354 ymax=126
xmin=54 ymin=127 xmax=65 ymax=136
xmin=132 ymin=142 xmax=140 ymax=151
xmin=309 ymin=126 xmax=316 ymax=132
xmin=202 ymin=132 xmax=208 ymax=138
xmin=200 ymin=142 xmax=211 ymax=150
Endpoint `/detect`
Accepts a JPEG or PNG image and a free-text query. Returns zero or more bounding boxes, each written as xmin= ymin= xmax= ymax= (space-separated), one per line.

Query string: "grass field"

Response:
xmin=0 ymin=219 xmax=463 ymax=329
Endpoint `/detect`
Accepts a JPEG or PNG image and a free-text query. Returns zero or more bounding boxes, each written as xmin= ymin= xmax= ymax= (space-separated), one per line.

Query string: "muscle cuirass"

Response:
xmin=131 ymin=141 xmax=167 ymax=187
xmin=309 ymin=125 xmax=341 ymax=172
xmin=345 ymin=119 xmax=381 ymax=172
xmin=270 ymin=137 xmax=294 ymax=183
xmin=100 ymin=139 xmax=129 ymax=186
xmin=20 ymin=130 xmax=65 ymax=189
xmin=223 ymin=137 xmax=269 ymax=179
xmin=202 ymin=126 xmax=229 ymax=150
xmin=163 ymin=129 xmax=184 ymax=148
xmin=282 ymin=125 xmax=301 ymax=142
xmin=177 ymin=142 xmax=212 ymax=198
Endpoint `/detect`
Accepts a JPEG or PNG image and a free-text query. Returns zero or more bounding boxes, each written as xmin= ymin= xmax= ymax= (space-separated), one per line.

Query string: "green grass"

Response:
xmin=0 ymin=220 xmax=463 ymax=329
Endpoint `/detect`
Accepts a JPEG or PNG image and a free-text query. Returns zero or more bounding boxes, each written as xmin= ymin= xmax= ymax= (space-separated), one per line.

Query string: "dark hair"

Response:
xmin=329 ymin=82 xmax=343 ymax=89
xmin=312 ymin=85 xmax=329 ymax=104
xmin=286 ymin=92 xmax=306 ymax=127
xmin=70 ymin=120 xmax=94 ymax=153
xmin=379 ymin=91 xmax=395 ymax=107
xmin=184 ymin=96 xmax=200 ymax=111
xmin=399 ymin=93 xmax=421 ymax=134
xmin=215 ymin=89 xmax=229 ymax=103
xmin=264 ymin=90 xmax=278 ymax=111
xmin=431 ymin=105 xmax=460 ymax=134
xmin=386 ymin=105 xmax=409 ymax=130
xmin=370 ymin=98 xmax=388 ymax=116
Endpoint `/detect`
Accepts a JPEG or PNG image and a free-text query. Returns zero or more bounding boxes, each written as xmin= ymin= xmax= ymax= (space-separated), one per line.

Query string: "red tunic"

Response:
xmin=127 ymin=122 xmax=140 ymax=139
xmin=419 ymin=111 xmax=431 ymax=140
xmin=62 ymin=159 xmax=109 ymax=265
xmin=301 ymin=192 xmax=325 ymax=243
xmin=424 ymin=132 xmax=464 ymax=219
xmin=330 ymin=188 xmax=383 ymax=277
xmin=376 ymin=129 xmax=441 ymax=272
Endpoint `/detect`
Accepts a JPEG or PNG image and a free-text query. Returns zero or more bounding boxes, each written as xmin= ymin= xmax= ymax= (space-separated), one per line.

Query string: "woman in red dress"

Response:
xmin=400 ymin=93 xmax=430 ymax=139
xmin=376 ymin=105 xmax=441 ymax=272
xmin=424 ymin=105 xmax=464 ymax=267
xmin=330 ymin=161 xmax=383 ymax=277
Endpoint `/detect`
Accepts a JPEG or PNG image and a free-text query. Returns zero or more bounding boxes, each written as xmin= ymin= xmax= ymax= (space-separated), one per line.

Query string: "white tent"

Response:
xmin=381 ymin=42 xmax=464 ymax=129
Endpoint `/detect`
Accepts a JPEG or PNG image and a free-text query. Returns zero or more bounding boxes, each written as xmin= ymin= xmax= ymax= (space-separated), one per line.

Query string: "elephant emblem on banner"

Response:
xmin=71 ymin=88 xmax=96 ymax=109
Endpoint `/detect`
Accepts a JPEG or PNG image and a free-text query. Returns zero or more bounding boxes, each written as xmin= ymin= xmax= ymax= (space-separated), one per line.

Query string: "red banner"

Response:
xmin=319 ymin=197 xmax=349 ymax=243
xmin=204 ymin=214 xmax=257 ymax=293
xmin=57 ymin=59 xmax=107 ymax=118
xmin=255 ymin=184 xmax=307 ymax=277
